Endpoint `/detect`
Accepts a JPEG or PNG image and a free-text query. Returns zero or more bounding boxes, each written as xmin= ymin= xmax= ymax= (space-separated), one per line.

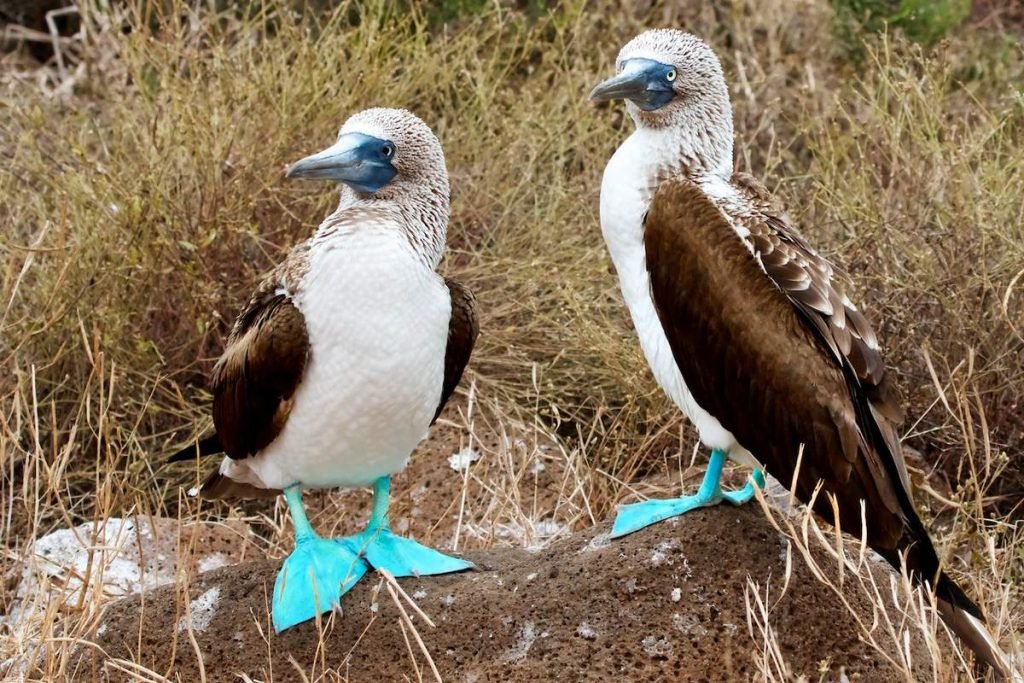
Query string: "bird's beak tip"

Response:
xmin=285 ymin=157 xmax=317 ymax=180
xmin=589 ymin=76 xmax=631 ymax=105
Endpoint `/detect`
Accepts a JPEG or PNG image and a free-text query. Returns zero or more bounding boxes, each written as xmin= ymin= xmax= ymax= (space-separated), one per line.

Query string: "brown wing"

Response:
xmin=732 ymin=173 xmax=889 ymax=388
xmin=209 ymin=283 xmax=309 ymax=460
xmin=643 ymin=178 xmax=916 ymax=553
xmin=433 ymin=278 xmax=478 ymax=422
xmin=731 ymin=173 xmax=908 ymax=487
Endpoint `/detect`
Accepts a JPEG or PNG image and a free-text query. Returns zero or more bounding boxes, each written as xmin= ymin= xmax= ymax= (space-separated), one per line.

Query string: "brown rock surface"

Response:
xmin=80 ymin=505 xmax=931 ymax=682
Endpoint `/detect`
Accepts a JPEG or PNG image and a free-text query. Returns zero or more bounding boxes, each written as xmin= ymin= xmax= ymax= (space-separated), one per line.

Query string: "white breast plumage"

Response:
xmin=234 ymin=221 xmax=449 ymax=489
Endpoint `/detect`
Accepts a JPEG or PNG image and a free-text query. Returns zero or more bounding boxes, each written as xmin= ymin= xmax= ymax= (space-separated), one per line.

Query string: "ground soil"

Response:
xmin=81 ymin=505 xmax=930 ymax=682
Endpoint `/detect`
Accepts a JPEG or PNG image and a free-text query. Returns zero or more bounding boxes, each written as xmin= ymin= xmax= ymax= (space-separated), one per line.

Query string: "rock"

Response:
xmin=78 ymin=505 xmax=931 ymax=681
xmin=7 ymin=517 xmax=261 ymax=623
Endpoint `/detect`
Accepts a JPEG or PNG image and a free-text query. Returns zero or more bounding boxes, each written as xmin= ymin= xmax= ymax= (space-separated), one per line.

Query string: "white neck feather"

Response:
xmin=325 ymin=183 xmax=449 ymax=270
xmin=601 ymin=84 xmax=737 ymax=252
xmin=597 ymin=118 xmax=743 ymax=455
xmin=626 ymin=94 xmax=734 ymax=181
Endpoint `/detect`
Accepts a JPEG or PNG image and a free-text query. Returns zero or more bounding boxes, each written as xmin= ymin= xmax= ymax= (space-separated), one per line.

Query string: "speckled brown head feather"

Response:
xmin=327 ymin=108 xmax=450 ymax=268
xmin=613 ymin=29 xmax=733 ymax=174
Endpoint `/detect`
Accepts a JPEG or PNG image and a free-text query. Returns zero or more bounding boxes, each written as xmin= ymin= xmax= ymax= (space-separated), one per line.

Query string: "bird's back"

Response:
xmin=646 ymin=179 xmax=997 ymax=667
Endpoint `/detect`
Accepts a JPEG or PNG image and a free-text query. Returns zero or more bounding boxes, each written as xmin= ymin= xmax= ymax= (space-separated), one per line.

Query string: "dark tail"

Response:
xmin=935 ymin=570 xmax=983 ymax=621
xmin=198 ymin=468 xmax=281 ymax=500
xmin=846 ymin=362 xmax=1010 ymax=675
xmin=888 ymin=541 xmax=1011 ymax=678
xmin=167 ymin=433 xmax=223 ymax=463
xmin=935 ymin=576 xmax=1011 ymax=679
xmin=169 ymin=434 xmax=279 ymax=500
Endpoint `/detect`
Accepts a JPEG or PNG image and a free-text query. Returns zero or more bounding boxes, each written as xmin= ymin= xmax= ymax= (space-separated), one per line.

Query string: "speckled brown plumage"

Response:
xmin=644 ymin=178 xmax=979 ymax=619
xmin=731 ymin=173 xmax=891 ymax=393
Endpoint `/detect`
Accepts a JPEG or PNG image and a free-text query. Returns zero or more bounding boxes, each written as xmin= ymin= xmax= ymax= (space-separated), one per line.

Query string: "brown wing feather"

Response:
xmin=732 ymin=174 xmax=905 ymax=466
xmin=210 ymin=284 xmax=309 ymax=460
xmin=433 ymin=278 xmax=478 ymax=422
xmin=642 ymin=177 xmax=985 ymax=625
xmin=732 ymin=174 xmax=891 ymax=395
xmin=643 ymin=179 xmax=912 ymax=552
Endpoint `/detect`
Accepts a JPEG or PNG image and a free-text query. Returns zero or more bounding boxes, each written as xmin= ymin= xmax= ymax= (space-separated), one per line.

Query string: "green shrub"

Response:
xmin=832 ymin=0 xmax=971 ymax=48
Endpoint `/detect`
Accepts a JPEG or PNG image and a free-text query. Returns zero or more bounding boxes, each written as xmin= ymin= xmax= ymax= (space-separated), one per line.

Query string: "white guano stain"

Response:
xmin=176 ymin=586 xmax=221 ymax=634
xmin=198 ymin=553 xmax=230 ymax=573
xmin=447 ymin=447 xmax=480 ymax=472
xmin=502 ymin=621 xmax=537 ymax=662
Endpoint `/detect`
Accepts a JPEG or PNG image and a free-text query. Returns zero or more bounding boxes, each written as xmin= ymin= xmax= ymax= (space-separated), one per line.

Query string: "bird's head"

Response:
xmin=591 ymin=30 xmax=734 ymax=174
xmin=593 ymin=31 xmax=737 ymax=151
xmin=590 ymin=29 xmax=728 ymax=119
xmin=288 ymin=108 xmax=450 ymax=266
xmin=287 ymin=107 xmax=449 ymax=204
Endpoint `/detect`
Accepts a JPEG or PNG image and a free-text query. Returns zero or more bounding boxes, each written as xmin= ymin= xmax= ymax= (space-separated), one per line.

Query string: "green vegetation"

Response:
xmin=831 ymin=0 xmax=971 ymax=46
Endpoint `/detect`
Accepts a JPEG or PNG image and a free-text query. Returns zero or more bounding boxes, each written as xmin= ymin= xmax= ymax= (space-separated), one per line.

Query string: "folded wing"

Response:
xmin=209 ymin=282 xmax=310 ymax=461
xmin=643 ymin=178 xmax=913 ymax=557
xmin=434 ymin=278 xmax=478 ymax=422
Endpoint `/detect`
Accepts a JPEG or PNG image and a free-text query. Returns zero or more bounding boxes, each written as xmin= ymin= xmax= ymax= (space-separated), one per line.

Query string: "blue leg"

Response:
xmin=338 ymin=477 xmax=473 ymax=577
xmin=272 ymin=486 xmax=369 ymax=632
xmin=610 ymin=451 xmax=766 ymax=538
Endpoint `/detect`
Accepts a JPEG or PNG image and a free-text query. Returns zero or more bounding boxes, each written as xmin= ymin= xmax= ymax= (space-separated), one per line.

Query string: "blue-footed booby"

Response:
xmin=170 ymin=108 xmax=476 ymax=632
xmin=590 ymin=29 xmax=1008 ymax=675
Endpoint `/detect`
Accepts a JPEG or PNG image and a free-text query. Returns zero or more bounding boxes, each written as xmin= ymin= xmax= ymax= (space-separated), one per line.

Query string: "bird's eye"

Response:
xmin=381 ymin=143 xmax=395 ymax=159
xmin=666 ymin=69 xmax=677 ymax=82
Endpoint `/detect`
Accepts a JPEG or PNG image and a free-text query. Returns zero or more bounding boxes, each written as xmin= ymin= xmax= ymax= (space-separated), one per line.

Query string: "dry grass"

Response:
xmin=1 ymin=0 xmax=1022 ymax=680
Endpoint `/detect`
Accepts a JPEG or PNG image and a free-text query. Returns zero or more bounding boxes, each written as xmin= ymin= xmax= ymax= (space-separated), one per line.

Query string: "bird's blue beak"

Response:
xmin=286 ymin=132 xmax=398 ymax=194
xmin=589 ymin=58 xmax=677 ymax=112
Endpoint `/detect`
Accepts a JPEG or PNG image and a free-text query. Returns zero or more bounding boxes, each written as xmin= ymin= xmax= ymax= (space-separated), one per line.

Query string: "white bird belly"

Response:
xmin=230 ymin=229 xmax=449 ymax=490
xmin=600 ymin=135 xmax=756 ymax=466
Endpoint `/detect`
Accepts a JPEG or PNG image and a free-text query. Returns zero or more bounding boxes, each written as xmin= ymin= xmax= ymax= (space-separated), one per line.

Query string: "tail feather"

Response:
xmin=198 ymin=468 xmax=281 ymax=501
xmin=171 ymin=434 xmax=280 ymax=501
xmin=937 ymin=588 xmax=1012 ymax=679
xmin=167 ymin=433 xmax=223 ymax=463
xmin=879 ymin=543 xmax=1010 ymax=677
xmin=936 ymin=568 xmax=984 ymax=621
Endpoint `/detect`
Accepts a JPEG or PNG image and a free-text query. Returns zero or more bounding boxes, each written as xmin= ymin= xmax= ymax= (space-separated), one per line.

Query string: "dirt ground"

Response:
xmin=4 ymin=405 xmax=935 ymax=681
xmin=81 ymin=509 xmax=930 ymax=682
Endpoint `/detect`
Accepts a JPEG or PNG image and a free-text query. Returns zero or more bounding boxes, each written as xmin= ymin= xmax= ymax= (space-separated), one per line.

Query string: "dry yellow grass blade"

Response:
xmin=1 ymin=0 xmax=1021 ymax=680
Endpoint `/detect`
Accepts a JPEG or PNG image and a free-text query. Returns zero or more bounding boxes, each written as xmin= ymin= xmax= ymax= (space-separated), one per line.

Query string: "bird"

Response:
xmin=169 ymin=107 xmax=477 ymax=633
xmin=590 ymin=29 xmax=1008 ymax=675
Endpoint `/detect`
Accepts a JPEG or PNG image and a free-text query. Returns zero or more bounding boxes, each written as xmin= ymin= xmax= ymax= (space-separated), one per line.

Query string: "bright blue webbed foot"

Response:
xmin=338 ymin=476 xmax=473 ymax=578
xmin=272 ymin=535 xmax=369 ymax=632
xmin=721 ymin=469 xmax=765 ymax=506
xmin=610 ymin=450 xmax=766 ymax=539
xmin=273 ymin=485 xmax=370 ymax=633
xmin=341 ymin=527 xmax=474 ymax=578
